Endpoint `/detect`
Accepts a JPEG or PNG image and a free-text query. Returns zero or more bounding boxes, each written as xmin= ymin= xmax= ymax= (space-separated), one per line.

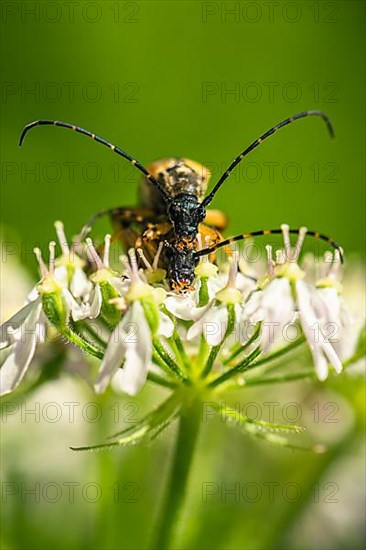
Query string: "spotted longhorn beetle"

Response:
xmin=19 ymin=110 xmax=342 ymax=292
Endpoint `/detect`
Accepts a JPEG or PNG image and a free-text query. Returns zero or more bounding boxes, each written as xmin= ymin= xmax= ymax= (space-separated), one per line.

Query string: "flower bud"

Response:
xmin=99 ymin=281 xmax=121 ymax=327
xmin=38 ymin=281 xmax=68 ymax=330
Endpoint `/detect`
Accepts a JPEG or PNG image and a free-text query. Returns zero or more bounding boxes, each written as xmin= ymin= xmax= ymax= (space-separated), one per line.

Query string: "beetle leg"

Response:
xmin=141 ymin=221 xmax=172 ymax=243
xmin=80 ymin=206 xmax=157 ymax=240
xmin=198 ymin=224 xmax=232 ymax=261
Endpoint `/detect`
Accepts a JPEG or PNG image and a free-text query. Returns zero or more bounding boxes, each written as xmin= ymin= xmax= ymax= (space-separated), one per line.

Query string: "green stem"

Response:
xmin=150 ymin=398 xmax=202 ymax=550
xmin=196 ymin=334 xmax=209 ymax=371
xmin=200 ymin=344 xmax=221 ymax=379
xmin=152 ymin=350 xmax=176 ymax=377
xmin=244 ymin=347 xmax=366 ymax=387
xmin=153 ymin=338 xmax=188 ymax=381
xmin=171 ymin=328 xmax=192 ymax=373
xmin=248 ymin=337 xmax=305 ymax=370
xmin=244 ymin=371 xmax=314 ymax=386
xmin=223 ymin=322 xmax=261 ymax=365
xmin=62 ymin=326 xmax=104 ymax=359
xmin=76 ymin=320 xmax=107 ymax=349
xmin=209 ymin=346 xmax=261 ymax=388
xmin=147 ymin=371 xmax=177 ymax=389
xmin=161 ymin=305 xmax=192 ymax=373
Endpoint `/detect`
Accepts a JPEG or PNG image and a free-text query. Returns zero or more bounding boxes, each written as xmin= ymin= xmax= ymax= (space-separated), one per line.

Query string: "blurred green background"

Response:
xmin=1 ymin=1 xmax=365 ymax=549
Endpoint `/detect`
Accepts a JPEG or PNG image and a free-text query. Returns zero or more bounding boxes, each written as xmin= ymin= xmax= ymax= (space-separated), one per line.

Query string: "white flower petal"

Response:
xmin=94 ymin=317 xmax=129 ymax=394
xmin=62 ymin=289 xmax=86 ymax=322
xmin=53 ymin=265 xmax=68 ymax=288
xmin=296 ymin=281 xmax=343 ymax=379
xmin=244 ymin=290 xmax=264 ymax=319
xmin=334 ymin=303 xmax=360 ymax=360
xmin=26 ymin=287 xmax=40 ymax=304
xmin=119 ymin=302 xmax=152 ymax=395
xmin=205 ymin=306 xmax=228 ymax=346
xmin=312 ymin=344 xmax=329 ymax=381
xmin=320 ymin=339 xmax=343 ymax=374
xmin=158 ymin=312 xmax=174 ymax=338
xmin=71 ymin=268 xmax=93 ymax=299
xmin=110 ymin=276 xmax=129 ymax=294
xmin=0 ymin=301 xmax=42 ymax=396
xmin=235 ymin=273 xmax=257 ymax=295
xmin=0 ymin=296 xmax=41 ymax=348
xmin=186 ymin=317 xmax=204 ymax=342
xmin=95 ymin=302 xmax=153 ymax=395
xmin=165 ymin=293 xmax=206 ymax=321
xmin=315 ymin=287 xmax=341 ymax=325
xmin=88 ymin=284 xmax=102 ymax=319
xmin=63 ymin=285 xmax=101 ymax=322
xmin=187 ymin=304 xmax=228 ymax=346
xmin=245 ymin=278 xmax=295 ymax=352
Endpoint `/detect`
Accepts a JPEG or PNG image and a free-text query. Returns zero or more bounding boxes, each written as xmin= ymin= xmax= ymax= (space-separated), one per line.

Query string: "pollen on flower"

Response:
xmin=195 ymin=260 xmax=218 ymax=279
xmin=34 ymin=246 xmax=61 ymax=294
xmin=216 ymin=258 xmax=242 ymax=304
xmin=125 ymin=249 xmax=154 ymax=302
xmin=54 ymin=220 xmax=85 ymax=271
xmin=273 ymin=225 xmax=307 ymax=281
xmin=195 ymin=235 xmax=219 ymax=279
xmin=316 ymin=250 xmax=343 ymax=292
xmin=87 ymin=235 xmax=118 ymax=283
xmin=275 ymin=261 xmax=306 ymax=281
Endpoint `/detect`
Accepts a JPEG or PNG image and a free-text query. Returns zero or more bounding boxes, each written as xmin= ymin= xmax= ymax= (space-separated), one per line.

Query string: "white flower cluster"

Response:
xmin=0 ymin=222 xmax=355 ymax=397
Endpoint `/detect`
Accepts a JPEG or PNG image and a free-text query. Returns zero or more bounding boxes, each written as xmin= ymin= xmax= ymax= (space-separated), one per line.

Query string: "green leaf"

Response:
xmin=214 ymin=404 xmax=319 ymax=452
xmin=70 ymin=392 xmax=181 ymax=451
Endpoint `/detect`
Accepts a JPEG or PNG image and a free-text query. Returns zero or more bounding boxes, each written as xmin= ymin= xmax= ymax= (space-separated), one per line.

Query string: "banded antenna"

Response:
xmin=202 ymin=110 xmax=334 ymax=207
xmin=194 ymin=227 xmax=343 ymax=263
xmin=19 ymin=120 xmax=171 ymax=202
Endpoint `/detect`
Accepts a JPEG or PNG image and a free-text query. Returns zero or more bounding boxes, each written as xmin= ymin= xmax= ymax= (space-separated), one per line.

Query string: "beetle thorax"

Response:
xmin=139 ymin=158 xmax=211 ymax=213
xmin=167 ymin=193 xmax=206 ymax=241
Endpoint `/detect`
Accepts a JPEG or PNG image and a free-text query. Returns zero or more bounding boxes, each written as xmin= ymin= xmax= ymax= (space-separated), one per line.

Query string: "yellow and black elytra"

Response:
xmin=19 ymin=111 xmax=342 ymax=292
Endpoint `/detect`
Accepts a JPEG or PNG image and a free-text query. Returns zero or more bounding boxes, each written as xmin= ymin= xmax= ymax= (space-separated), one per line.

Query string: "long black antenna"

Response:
xmin=195 ymin=227 xmax=343 ymax=262
xmin=19 ymin=120 xmax=171 ymax=201
xmin=202 ymin=110 xmax=334 ymax=207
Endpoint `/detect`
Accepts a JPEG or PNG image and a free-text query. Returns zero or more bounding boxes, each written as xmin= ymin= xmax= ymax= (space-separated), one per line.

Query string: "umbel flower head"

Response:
xmin=0 ymin=221 xmax=363 ymax=450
